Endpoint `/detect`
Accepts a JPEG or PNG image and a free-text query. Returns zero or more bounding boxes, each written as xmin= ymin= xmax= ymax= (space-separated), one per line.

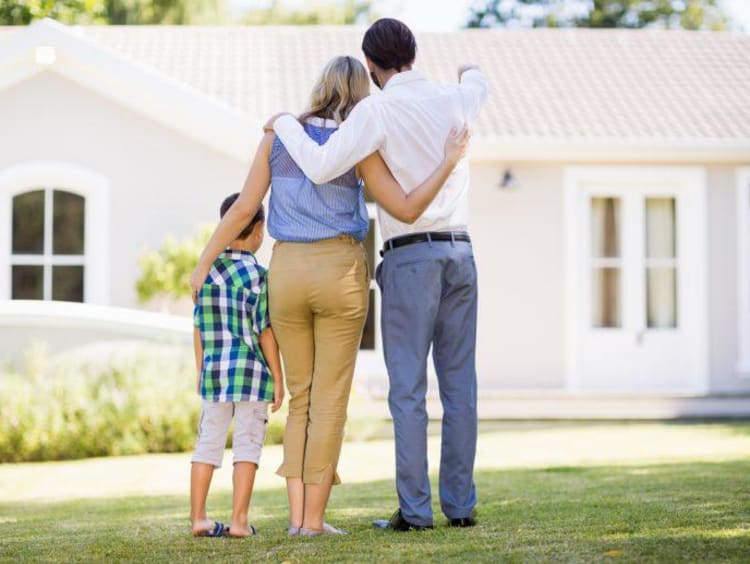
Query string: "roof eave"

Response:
xmin=470 ymin=137 xmax=750 ymax=163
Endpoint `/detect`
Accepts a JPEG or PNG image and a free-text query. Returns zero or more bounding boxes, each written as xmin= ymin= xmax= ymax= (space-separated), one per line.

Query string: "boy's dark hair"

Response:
xmin=362 ymin=18 xmax=416 ymax=71
xmin=220 ymin=193 xmax=264 ymax=240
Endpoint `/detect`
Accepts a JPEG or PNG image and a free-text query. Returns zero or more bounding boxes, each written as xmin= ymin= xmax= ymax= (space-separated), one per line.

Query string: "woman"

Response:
xmin=190 ymin=55 xmax=469 ymax=537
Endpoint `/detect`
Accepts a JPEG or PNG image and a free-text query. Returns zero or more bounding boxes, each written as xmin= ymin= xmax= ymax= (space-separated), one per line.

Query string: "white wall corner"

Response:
xmin=736 ymin=167 xmax=750 ymax=377
xmin=563 ymin=167 xmax=582 ymax=391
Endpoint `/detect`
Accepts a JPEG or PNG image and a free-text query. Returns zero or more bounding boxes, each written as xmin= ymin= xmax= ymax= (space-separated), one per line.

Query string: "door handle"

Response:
xmin=636 ymin=329 xmax=645 ymax=345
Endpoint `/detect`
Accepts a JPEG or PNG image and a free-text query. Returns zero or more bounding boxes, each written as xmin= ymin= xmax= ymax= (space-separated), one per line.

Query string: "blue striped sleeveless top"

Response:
xmin=268 ymin=117 xmax=369 ymax=242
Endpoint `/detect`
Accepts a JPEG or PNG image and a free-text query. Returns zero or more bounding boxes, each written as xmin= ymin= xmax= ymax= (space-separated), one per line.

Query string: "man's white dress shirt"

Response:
xmin=273 ymin=68 xmax=489 ymax=242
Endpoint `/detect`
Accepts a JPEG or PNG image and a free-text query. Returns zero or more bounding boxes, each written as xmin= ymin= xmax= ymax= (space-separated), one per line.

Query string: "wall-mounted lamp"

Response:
xmin=499 ymin=167 xmax=517 ymax=189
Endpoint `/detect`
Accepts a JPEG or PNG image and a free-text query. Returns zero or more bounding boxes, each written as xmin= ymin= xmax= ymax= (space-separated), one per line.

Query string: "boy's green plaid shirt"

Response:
xmin=193 ymin=250 xmax=273 ymax=402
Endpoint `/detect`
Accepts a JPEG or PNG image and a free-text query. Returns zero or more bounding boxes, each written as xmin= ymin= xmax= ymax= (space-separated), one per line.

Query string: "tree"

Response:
xmin=466 ymin=0 xmax=730 ymax=30
xmin=135 ymin=226 xmax=212 ymax=306
xmin=242 ymin=0 xmax=371 ymax=26
xmin=0 ymin=0 xmax=106 ymax=25
xmin=0 ymin=0 xmax=224 ymax=25
xmin=105 ymin=0 xmax=224 ymax=24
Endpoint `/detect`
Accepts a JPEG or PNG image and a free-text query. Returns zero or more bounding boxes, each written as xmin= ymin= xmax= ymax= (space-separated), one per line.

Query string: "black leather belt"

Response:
xmin=380 ymin=231 xmax=471 ymax=256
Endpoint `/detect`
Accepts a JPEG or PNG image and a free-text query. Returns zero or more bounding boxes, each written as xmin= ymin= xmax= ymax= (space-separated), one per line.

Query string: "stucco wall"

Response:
xmin=468 ymin=162 xmax=750 ymax=393
xmin=0 ymin=71 xmax=253 ymax=308
xmin=469 ymin=163 xmax=566 ymax=389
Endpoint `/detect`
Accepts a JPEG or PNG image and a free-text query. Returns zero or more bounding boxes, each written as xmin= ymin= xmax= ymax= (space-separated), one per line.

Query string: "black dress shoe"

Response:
xmin=448 ymin=516 xmax=477 ymax=528
xmin=373 ymin=509 xmax=434 ymax=531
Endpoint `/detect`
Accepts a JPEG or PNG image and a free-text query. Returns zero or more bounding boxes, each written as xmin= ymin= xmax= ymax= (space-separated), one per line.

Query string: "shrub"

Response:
xmin=0 ymin=344 xmax=289 ymax=463
xmin=135 ymin=225 xmax=213 ymax=304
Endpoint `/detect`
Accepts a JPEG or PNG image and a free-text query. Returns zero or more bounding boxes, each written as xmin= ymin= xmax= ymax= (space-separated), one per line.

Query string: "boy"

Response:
xmin=190 ymin=194 xmax=284 ymax=538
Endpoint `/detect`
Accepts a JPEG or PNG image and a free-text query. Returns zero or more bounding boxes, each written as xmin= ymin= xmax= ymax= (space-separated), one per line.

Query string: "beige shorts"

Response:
xmin=191 ymin=400 xmax=268 ymax=468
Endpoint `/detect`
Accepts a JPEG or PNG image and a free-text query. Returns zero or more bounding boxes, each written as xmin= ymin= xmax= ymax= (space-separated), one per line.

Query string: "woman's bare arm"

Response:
xmin=357 ymin=127 xmax=469 ymax=224
xmin=189 ymin=132 xmax=275 ymax=300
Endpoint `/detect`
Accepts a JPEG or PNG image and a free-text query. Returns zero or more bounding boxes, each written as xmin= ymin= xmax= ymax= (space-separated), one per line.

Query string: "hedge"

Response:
xmin=0 ymin=344 xmax=285 ymax=463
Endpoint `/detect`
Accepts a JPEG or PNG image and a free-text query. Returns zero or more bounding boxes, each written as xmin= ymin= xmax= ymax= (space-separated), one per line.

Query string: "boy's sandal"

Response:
xmin=196 ymin=521 xmax=229 ymax=537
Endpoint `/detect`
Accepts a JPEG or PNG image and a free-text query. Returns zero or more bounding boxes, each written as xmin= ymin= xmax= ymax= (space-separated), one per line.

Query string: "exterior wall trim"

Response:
xmin=470 ymin=137 xmax=750 ymax=163
xmin=0 ymin=299 xmax=190 ymax=341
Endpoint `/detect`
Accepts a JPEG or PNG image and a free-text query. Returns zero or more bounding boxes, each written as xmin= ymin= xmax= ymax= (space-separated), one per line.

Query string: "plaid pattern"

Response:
xmin=193 ymin=250 xmax=273 ymax=402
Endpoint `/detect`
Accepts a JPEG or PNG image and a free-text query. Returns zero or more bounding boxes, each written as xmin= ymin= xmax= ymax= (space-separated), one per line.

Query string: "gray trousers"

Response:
xmin=376 ymin=237 xmax=478 ymax=526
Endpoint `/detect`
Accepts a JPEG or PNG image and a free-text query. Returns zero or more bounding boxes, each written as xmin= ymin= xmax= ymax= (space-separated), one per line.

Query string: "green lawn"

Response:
xmin=1 ymin=423 xmax=749 ymax=562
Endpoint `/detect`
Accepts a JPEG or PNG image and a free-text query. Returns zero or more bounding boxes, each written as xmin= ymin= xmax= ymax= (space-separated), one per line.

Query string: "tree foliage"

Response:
xmin=242 ymin=0 xmax=371 ymax=26
xmin=0 ymin=0 xmax=223 ymax=25
xmin=466 ymin=0 xmax=729 ymax=30
xmin=135 ymin=225 xmax=212 ymax=304
xmin=0 ymin=0 xmax=105 ymax=25
xmin=105 ymin=0 xmax=224 ymax=24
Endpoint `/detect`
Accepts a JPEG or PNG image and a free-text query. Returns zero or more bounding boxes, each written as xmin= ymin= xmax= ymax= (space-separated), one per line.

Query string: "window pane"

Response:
xmin=647 ymin=267 xmax=677 ymax=328
xmin=590 ymin=197 xmax=620 ymax=258
xmin=12 ymin=265 xmax=44 ymax=299
xmin=363 ymin=219 xmax=376 ymax=280
xmin=592 ymin=267 xmax=620 ymax=328
xmin=53 ymin=191 xmax=85 ymax=255
xmin=52 ymin=265 xmax=84 ymax=302
xmin=12 ymin=190 xmax=45 ymax=254
xmin=360 ymin=289 xmax=375 ymax=350
xmin=646 ymin=198 xmax=676 ymax=259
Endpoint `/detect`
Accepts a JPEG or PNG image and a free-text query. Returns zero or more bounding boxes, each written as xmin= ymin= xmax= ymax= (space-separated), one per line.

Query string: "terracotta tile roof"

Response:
xmin=4 ymin=25 xmax=750 ymax=141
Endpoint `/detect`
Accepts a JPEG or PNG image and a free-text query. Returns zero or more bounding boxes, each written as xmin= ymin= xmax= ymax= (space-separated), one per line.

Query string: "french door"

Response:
xmin=565 ymin=167 xmax=708 ymax=393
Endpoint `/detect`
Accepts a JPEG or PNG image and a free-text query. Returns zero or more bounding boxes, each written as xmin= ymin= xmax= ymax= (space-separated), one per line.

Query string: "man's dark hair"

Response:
xmin=220 ymin=193 xmax=264 ymax=240
xmin=362 ymin=18 xmax=416 ymax=71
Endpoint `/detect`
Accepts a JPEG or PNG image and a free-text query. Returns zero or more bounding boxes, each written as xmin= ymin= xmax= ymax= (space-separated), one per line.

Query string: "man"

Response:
xmin=267 ymin=18 xmax=488 ymax=531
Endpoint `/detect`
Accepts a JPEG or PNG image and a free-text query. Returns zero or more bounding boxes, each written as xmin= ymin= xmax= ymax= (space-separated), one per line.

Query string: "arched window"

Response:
xmin=11 ymin=188 xmax=85 ymax=301
xmin=0 ymin=161 xmax=109 ymax=304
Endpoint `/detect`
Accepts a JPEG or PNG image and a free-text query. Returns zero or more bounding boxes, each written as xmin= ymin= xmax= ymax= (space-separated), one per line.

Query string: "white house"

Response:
xmin=1 ymin=19 xmax=749 ymax=397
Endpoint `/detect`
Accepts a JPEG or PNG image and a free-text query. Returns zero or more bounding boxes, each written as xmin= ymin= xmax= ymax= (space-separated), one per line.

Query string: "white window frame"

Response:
xmin=0 ymin=161 xmax=110 ymax=304
xmin=737 ymin=167 xmax=750 ymax=375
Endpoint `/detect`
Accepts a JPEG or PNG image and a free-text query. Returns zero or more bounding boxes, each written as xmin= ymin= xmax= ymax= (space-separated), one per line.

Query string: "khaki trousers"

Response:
xmin=269 ymin=236 xmax=369 ymax=485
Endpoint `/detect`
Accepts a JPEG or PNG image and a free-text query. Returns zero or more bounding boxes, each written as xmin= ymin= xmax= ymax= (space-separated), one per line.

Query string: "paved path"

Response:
xmin=364 ymin=391 xmax=750 ymax=420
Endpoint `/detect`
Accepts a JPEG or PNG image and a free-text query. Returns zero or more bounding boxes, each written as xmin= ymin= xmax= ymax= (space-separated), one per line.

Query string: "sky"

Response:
xmin=229 ymin=0 xmax=750 ymax=32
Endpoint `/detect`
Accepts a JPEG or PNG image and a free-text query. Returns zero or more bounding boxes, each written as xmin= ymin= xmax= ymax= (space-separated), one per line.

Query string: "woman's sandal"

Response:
xmin=322 ymin=522 xmax=348 ymax=535
xmin=298 ymin=523 xmax=348 ymax=537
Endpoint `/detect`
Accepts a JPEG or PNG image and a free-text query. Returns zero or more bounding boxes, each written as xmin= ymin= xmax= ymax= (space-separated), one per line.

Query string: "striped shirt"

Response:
xmin=268 ymin=117 xmax=369 ymax=242
xmin=193 ymin=250 xmax=273 ymax=403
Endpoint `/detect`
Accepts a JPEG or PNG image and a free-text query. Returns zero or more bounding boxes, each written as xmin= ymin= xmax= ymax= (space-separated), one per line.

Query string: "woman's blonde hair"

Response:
xmin=299 ymin=55 xmax=370 ymax=124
